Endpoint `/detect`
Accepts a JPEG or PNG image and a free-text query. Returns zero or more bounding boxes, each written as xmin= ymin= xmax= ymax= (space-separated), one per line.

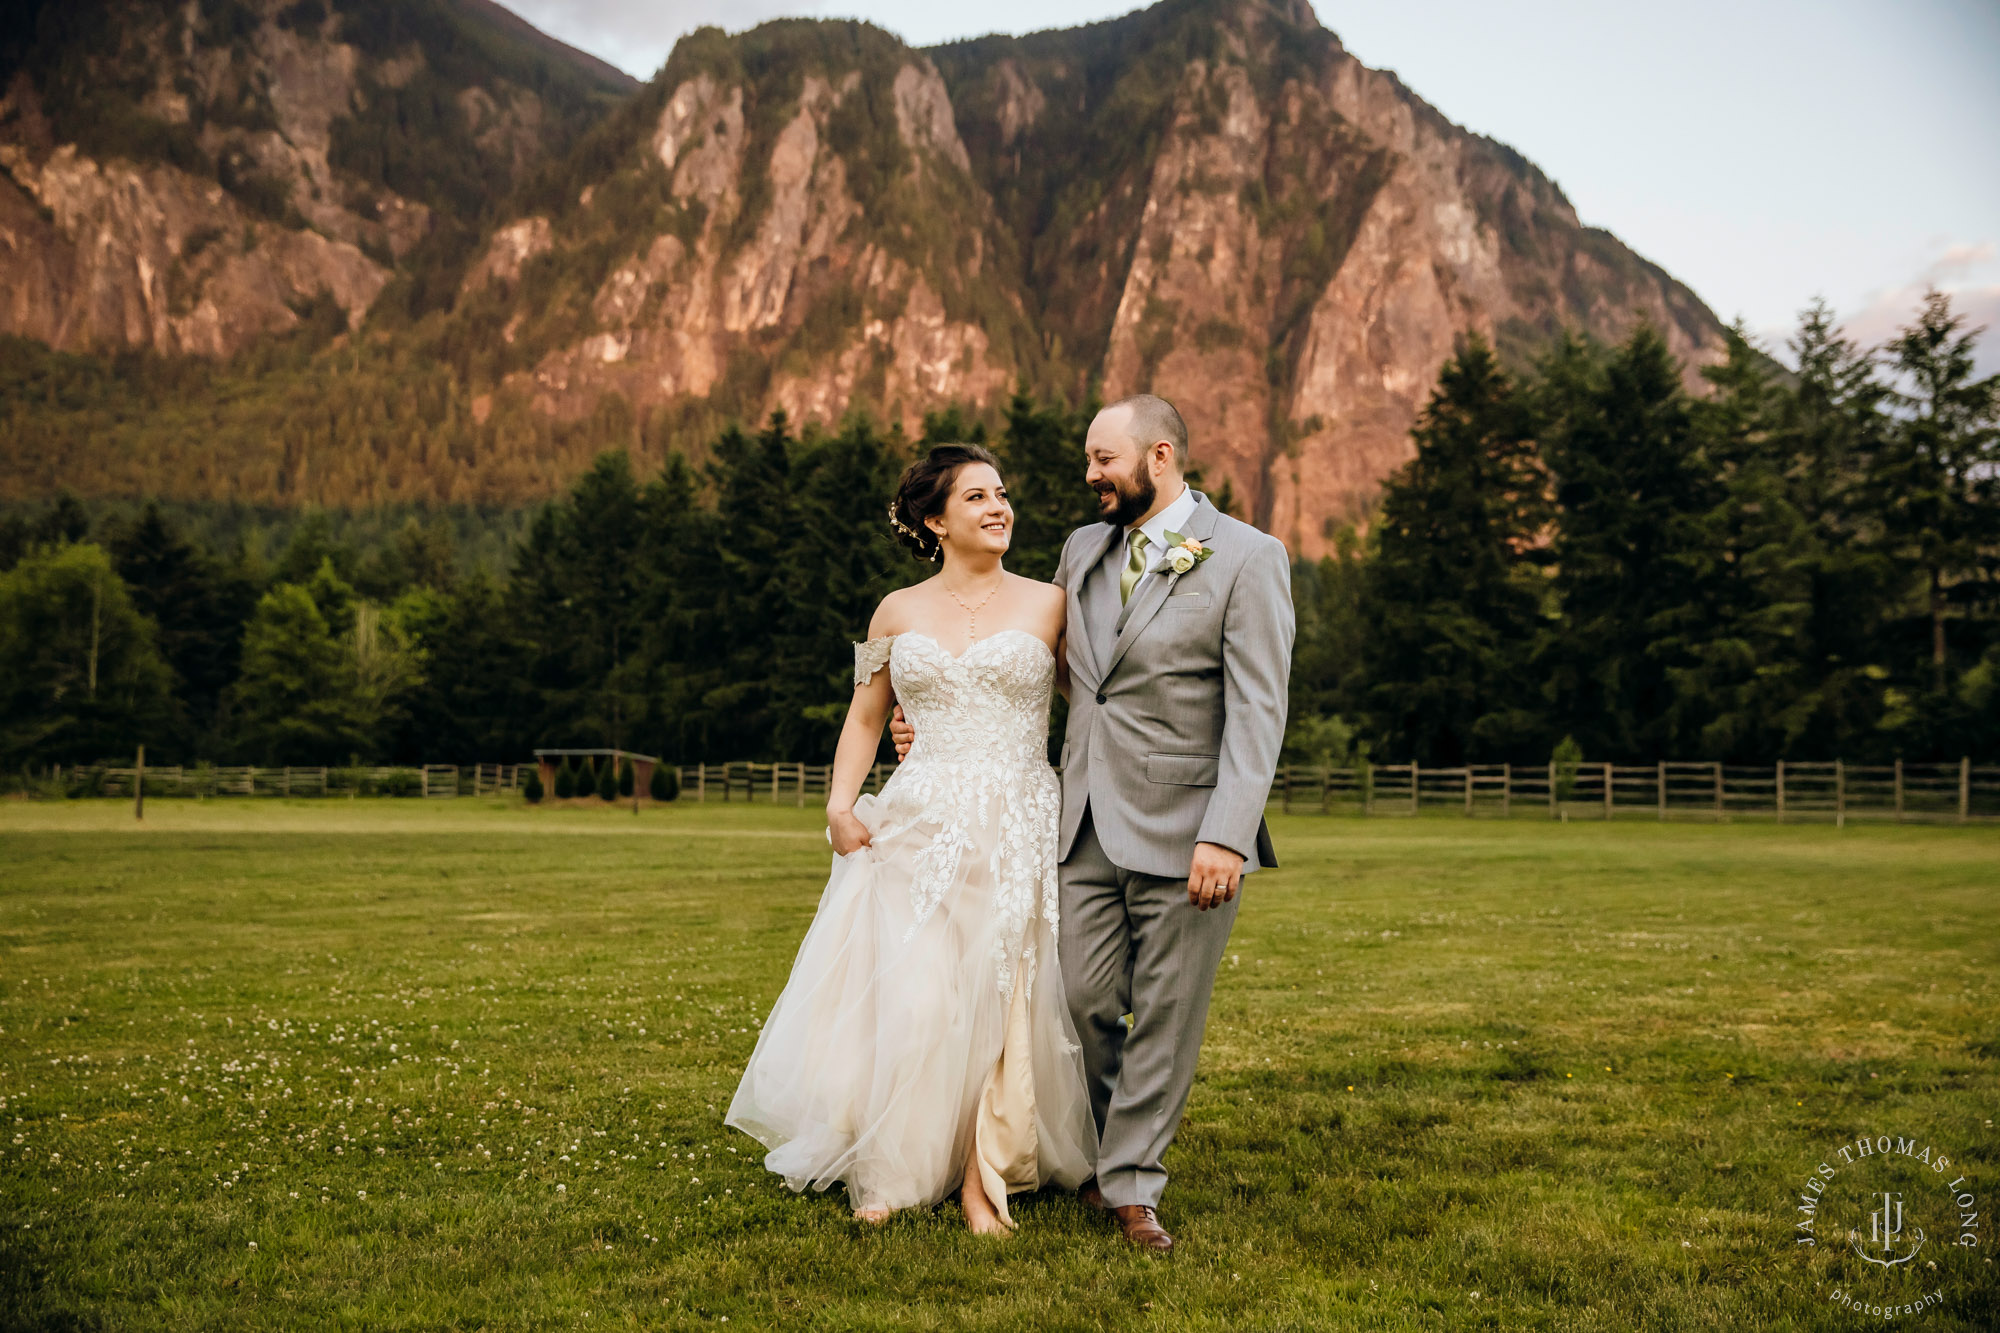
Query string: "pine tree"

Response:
xmin=596 ymin=755 xmax=618 ymax=801
xmin=617 ymin=754 xmax=635 ymax=797
xmin=649 ymin=763 xmax=677 ymax=802
xmin=1539 ymin=326 xmax=1717 ymax=759
xmin=554 ymin=756 xmax=575 ymax=799
xmin=1866 ymin=290 xmax=2000 ymax=727
xmin=997 ymin=391 xmax=1099 ymax=582
xmin=1357 ymin=335 xmax=1548 ymax=763
xmin=523 ymin=767 xmax=545 ymax=803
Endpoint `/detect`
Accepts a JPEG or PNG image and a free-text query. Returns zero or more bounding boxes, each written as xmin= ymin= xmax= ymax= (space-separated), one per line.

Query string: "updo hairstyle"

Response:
xmin=887 ymin=443 xmax=1003 ymax=563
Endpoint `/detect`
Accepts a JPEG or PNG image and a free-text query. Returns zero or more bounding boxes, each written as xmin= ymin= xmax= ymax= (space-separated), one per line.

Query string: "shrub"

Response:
xmin=617 ymin=755 xmax=635 ymax=798
xmin=596 ymin=758 xmax=618 ymax=801
xmin=378 ymin=769 xmax=422 ymax=797
xmin=577 ymin=757 xmax=595 ymax=798
xmin=649 ymin=764 xmax=678 ymax=802
xmin=1552 ymin=735 xmax=1583 ymax=802
xmin=554 ymin=757 xmax=575 ymax=799
xmin=523 ymin=768 xmax=545 ymax=803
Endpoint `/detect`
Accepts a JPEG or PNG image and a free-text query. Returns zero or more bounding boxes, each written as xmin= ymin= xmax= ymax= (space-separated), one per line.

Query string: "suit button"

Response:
xmin=1094 ymin=692 xmax=1106 ymax=705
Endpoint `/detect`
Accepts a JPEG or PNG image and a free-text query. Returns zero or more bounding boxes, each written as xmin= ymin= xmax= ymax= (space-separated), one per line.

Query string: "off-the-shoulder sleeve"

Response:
xmin=853 ymin=636 xmax=894 ymax=688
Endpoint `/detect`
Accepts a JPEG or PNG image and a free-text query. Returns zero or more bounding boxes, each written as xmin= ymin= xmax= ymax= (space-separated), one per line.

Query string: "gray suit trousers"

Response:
xmin=1059 ymin=809 xmax=1238 ymax=1210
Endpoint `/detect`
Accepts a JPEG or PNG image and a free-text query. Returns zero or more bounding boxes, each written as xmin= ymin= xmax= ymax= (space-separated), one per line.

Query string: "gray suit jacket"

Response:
xmin=1052 ymin=491 xmax=1295 ymax=879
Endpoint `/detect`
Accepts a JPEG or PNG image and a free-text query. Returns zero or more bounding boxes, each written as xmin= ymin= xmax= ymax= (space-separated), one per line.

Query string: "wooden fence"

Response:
xmin=41 ymin=757 xmax=1999 ymax=824
xmin=68 ymin=764 xmax=528 ymax=799
xmin=1267 ymin=759 xmax=1998 ymax=824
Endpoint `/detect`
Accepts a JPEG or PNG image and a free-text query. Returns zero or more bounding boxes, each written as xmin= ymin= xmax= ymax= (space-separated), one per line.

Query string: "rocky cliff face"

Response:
xmin=941 ymin=0 xmax=1724 ymax=551
xmin=448 ymin=21 xmax=1033 ymax=449
xmin=0 ymin=0 xmax=631 ymax=356
xmin=452 ymin=1 xmax=1722 ymax=552
xmin=0 ymin=0 xmax=1724 ymax=552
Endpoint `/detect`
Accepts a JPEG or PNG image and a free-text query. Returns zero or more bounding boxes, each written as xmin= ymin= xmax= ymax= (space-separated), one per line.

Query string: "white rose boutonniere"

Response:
xmin=1162 ymin=531 xmax=1213 ymax=577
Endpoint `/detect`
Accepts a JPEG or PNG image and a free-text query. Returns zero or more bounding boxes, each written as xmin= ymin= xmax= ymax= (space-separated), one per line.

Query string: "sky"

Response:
xmin=497 ymin=0 xmax=2000 ymax=375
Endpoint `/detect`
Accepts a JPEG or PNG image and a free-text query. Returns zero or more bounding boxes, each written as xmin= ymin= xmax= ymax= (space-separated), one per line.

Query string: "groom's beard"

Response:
xmin=1094 ymin=468 xmax=1156 ymax=528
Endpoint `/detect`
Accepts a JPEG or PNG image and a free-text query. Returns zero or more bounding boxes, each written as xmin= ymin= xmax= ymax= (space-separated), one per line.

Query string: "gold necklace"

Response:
xmin=942 ymin=573 xmax=1003 ymax=641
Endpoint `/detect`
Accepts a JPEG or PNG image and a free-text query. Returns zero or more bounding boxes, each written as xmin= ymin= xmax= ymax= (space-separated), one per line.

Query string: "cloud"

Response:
xmin=496 ymin=1 xmax=828 ymax=80
xmin=1757 ymin=240 xmax=2000 ymax=378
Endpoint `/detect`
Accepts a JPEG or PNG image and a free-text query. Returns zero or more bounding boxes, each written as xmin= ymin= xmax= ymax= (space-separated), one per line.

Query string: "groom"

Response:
xmin=896 ymin=394 xmax=1294 ymax=1252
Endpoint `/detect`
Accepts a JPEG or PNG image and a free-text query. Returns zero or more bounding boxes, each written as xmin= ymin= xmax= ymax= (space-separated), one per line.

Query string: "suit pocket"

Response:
xmin=1145 ymin=752 xmax=1220 ymax=786
xmin=1166 ymin=590 xmax=1211 ymax=610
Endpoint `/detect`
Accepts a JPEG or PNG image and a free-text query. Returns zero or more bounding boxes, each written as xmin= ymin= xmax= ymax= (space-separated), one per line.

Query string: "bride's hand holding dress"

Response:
xmin=725 ymin=583 xmax=1095 ymax=1232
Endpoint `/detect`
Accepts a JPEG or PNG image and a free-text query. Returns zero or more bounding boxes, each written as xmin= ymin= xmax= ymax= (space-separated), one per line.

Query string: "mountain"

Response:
xmin=0 ymin=0 xmax=633 ymax=356
xmin=0 ymin=0 xmax=1725 ymax=554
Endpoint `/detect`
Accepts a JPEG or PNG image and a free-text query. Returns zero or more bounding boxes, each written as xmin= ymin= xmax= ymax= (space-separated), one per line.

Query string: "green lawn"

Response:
xmin=1 ymin=799 xmax=1995 ymax=1330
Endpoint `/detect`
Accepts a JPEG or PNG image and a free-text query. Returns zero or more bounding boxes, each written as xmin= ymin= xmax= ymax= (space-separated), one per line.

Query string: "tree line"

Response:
xmin=1291 ymin=291 xmax=1998 ymax=769
xmin=2 ymin=292 xmax=1993 ymax=775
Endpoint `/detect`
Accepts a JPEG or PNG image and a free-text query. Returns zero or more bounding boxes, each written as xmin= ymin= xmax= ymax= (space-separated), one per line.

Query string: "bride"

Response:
xmin=725 ymin=443 xmax=1096 ymax=1234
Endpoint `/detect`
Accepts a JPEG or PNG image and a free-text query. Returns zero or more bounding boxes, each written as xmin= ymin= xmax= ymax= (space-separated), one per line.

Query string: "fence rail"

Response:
xmin=26 ymin=757 xmax=1998 ymax=824
xmin=1268 ymin=759 xmax=1997 ymax=823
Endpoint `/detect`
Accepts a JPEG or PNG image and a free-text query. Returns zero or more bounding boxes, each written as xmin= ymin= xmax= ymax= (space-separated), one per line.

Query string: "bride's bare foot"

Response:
xmin=853 ymin=1206 xmax=891 ymax=1225
xmin=960 ymin=1143 xmax=1011 ymax=1237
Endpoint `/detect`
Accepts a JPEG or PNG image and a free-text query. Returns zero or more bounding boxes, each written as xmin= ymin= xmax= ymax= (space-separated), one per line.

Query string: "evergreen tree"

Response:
xmin=107 ymin=503 xmax=258 ymax=758
xmin=393 ymin=571 xmax=535 ymax=763
xmin=1356 ymin=335 xmax=1548 ymax=763
xmin=996 ymin=390 xmax=1099 ymax=581
xmin=649 ymin=763 xmax=677 ymax=801
xmin=577 ymin=755 xmax=596 ymax=798
xmin=523 ymin=766 xmax=545 ymax=802
xmin=1865 ymin=290 xmax=1999 ymax=738
xmin=617 ymin=753 xmax=635 ymax=797
xmin=769 ymin=415 xmax=909 ymax=760
xmin=553 ymin=756 xmax=575 ymax=799
xmin=1538 ymin=326 xmax=1718 ymax=759
xmin=595 ymin=755 xmax=617 ymax=800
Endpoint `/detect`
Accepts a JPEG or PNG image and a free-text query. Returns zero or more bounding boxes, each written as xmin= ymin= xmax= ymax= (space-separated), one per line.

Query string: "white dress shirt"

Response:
xmin=1125 ymin=483 xmax=1198 ymax=583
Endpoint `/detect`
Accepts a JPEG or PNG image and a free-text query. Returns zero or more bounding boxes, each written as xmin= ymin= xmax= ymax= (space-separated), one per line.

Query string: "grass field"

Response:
xmin=1 ymin=799 xmax=1995 ymax=1330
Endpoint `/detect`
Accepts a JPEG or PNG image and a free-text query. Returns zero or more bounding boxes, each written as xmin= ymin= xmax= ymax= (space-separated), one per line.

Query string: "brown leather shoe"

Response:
xmin=1113 ymin=1204 xmax=1174 ymax=1252
xmin=1078 ymin=1179 xmax=1108 ymax=1212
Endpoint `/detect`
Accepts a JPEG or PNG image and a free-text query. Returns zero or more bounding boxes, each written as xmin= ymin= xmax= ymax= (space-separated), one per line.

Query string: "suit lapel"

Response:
xmin=1103 ymin=492 xmax=1221 ymax=680
xmin=1066 ymin=523 xmax=1120 ymax=686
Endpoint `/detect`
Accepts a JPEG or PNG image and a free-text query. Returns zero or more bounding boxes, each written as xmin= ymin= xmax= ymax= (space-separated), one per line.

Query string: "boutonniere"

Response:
xmin=1161 ymin=531 xmax=1213 ymax=576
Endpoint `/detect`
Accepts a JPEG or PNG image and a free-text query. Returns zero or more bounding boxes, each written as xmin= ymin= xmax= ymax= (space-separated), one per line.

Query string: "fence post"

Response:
xmin=1657 ymin=760 xmax=1666 ymax=821
xmin=134 ymin=744 xmax=145 ymax=822
xmin=1548 ymin=764 xmax=1556 ymax=820
xmin=1320 ymin=766 xmax=1332 ymax=815
xmin=1463 ymin=767 xmax=1473 ymax=817
xmin=1282 ymin=767 xmax=1292 ymax=815
xmin=1502 ymin=763 xmax=1511 ymax=819
xmin=1894 ymin=759 xmax=1904 ymax=822
xmin=1713 ymin=761 xmax=1724 ymax=822
xmin=697 ymin=764 xmax=707 ymax=803
xmin=1961 ymin=756 xmax=1971 ymax=824
xmin=1362 ymin=760 xmax=1374 ymax=817
xmin=1775 ymin=760 xmax=1785 ymax=823
xmin=1411 ymin=763 xmax=1420 ymax=816
xmin=1603 ymin=762 xmax=1614 ymax=820
xmin=1835 ymin=759 xmax=1845 ymax=829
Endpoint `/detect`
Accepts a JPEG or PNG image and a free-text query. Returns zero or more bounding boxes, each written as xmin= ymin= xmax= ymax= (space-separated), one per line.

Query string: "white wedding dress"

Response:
xmin=726 ymin=629 xmax=1096 ymax=1225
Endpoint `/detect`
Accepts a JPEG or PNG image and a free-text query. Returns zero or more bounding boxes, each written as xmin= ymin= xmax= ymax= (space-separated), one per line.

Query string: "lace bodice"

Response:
xmin=854 ymin=630 xmax=1056 ymax=769
xmin=850 ymin=629 xmax=1061 ymax=1001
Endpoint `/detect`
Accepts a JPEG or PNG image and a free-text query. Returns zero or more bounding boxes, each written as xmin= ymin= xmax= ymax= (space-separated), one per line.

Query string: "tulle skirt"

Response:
xmin=725 ymin=784 xmax=1096 ymax=1224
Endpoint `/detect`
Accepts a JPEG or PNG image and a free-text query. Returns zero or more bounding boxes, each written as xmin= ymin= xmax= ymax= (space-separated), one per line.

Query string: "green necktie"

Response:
xmin=1119 ymin=529 xmax=1150 ymax=606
